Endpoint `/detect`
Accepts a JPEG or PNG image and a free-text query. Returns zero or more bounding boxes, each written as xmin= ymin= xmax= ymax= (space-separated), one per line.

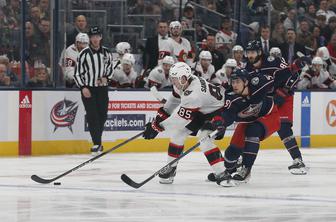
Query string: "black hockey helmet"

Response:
xmin=88 ymin=26 xmax=102 ymax=36
xmin=245 ymin=40 xmax=262 ymax=52
xmin=230 ymin=68 xmax=249 ymax=81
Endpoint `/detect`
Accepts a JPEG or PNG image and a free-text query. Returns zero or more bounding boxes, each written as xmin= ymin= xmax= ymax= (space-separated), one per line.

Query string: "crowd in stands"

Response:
xmin=0 ymin=0 xmax=336 ymax=89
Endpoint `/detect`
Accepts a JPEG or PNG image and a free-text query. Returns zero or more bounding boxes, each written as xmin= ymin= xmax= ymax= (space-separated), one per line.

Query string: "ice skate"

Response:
xmin=159 ymin=166 xmax=177 ymax=184
xmin=288 ymin=158 xmax=307 ymax=175
xmin=216 ymin=170 xmax=236 ymax=187
xmin=91 ymin=145 xmax=103 ymax=155
xmin=231 ymin=166 xmax=251 ymax=184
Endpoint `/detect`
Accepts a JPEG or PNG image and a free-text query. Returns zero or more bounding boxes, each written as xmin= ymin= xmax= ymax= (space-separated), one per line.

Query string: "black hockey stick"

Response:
xmin=31 ymin=131 xmax=144 ymax=184
xmin=121 ymin=130 xmax=220 ymax=189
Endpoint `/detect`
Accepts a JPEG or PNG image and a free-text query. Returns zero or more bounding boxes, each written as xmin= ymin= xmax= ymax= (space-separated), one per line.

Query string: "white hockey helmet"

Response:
xmin=169 ymin=62 xmax=192 ymax=87
xmin=199 ymin=50 xmax=212 ymax=61
xmin=224 ymin=58 xmax=237 ymax=68
xmin=75 ymin=32 xmax=89 ymax=44
xmin=312 ymin=56 xmax=323 ymax=65
xmin=121 ymin=53 xmax=135 ymax=66
xmin=269 ymin=47 xmax=282 ymax=58
xmin=316 ymin=46 xmax=330 ymax=61
xmin=116 ymin=42 xmax=131 ymax=55
xmin=232 ymin=45 xmax=244 ymax=52
xmin=169 ymin=21 xmax=182 ymax=30
xmin=162 ymin=55 xmax=175 ymax=65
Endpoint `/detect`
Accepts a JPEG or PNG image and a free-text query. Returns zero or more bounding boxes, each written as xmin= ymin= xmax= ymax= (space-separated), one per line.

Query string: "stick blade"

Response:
xmin=121 ymin=174 xmax=142 ymax=189
xmin=31 ymin=175 xmax=54 ymax=184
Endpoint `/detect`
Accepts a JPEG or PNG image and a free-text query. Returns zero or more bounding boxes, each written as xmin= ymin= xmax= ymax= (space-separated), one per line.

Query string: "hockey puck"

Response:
xmin=53 ymin=182 xmax=61 ymax=185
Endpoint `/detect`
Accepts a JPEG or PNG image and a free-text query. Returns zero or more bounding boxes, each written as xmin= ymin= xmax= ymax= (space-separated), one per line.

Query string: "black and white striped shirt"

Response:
xmin=74 ymin=45 xmax=113 ymax=88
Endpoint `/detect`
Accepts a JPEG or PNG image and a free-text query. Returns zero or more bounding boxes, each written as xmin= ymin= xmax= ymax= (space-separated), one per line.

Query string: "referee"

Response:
xmin=74 ymin=26 xmax=113 ymax=154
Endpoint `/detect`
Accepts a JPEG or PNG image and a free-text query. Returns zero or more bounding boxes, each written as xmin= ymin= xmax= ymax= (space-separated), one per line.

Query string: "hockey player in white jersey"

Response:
xmin=158 ymin=21 xmax=193 ymax=66
xmin=191 ymin=50 xmax=215 ymax=81
xmin=60 ymin=32 xmax=89 ymax=87
xmin=297 ymin=56 xmax=336 ymax=89
xmin=211 ymin=58 xmax=237 ymax=88
xmin=232 ymin=45 xmax=246 ymax=68
xmin=316 ymin=46 xmax=336 ymax=79
xmin=113 ymin=42 xmax=131 ymax=70
xmin=111 ymin=53 xmax=138 ymax=88
xmin=143 ymin=62 xmax=227 ymax=184
xmin=147 ymin=55 xmax=174 ymax=89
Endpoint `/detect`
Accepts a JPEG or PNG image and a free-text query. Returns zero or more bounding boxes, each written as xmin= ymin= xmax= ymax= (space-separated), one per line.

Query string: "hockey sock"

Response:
xmin=278 ymin=122 xmax=302 ymax=160
xmin=242 ymin=123 xmax=264 ymax=168
xmin=167 ymin=142 xmax=184 ymax=167
xmin=243 ymin=137 xmax=260 ymax=168
xmin=224 ymin=145 xmax=243 ymax=173
xmin=204 ymin=147 xmax=225 ymax=175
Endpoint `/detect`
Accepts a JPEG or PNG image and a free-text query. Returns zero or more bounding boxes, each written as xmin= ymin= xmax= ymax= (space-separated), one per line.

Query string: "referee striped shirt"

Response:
xmin=74 ymin=45 xmax=113 ymax=88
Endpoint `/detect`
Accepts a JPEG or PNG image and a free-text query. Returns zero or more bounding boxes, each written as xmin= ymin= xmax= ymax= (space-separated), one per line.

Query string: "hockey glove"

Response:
xmin=143 ymin=121 xmax=164 ymax=140
xmin=211 ymin=116 xmax=226 ymax=140
xmin=291 ymin=56 xmax=312 ymax=73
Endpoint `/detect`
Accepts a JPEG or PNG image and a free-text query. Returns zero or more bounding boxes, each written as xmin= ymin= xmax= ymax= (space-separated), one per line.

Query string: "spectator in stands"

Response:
xmin=296 ymin=19 xmax=314 ymax=49
xmin=280 ymin=28 xmax=306 ymax=64
xmin=66 ymin=15 xmax=88 ymax=47
xmin=194 ymin=20 xmax=208 ymax=43
xmin=259 ymin=24 xmax=276 ymax=56
xmin=182 ymin=3 xmax=194 ymax=29
xmin=316 ymin=12 xmax=328 ymax=37
xmin=38 ymin=17 xmax=51 ymax=66
xmin=215 ymin=16 xmax=237 ymax=53
xmin=283 ymin=8 xmax=298 ymax=30
xmin=0 ymin=6 xmax=19 ymax=58
xmin=25 ymin=21 xmax=45 ymax=67
xmin=271 ymin=22 xmax=286 ymax=45
xmin=0 ymin=54 xmax=19 ymax=85
xmin=29 ymin=6 xmax=41 ymax=28
xmin=323 ymin=16 xmax=336 ymax=43
xmin=38 ymin=0 xmax=49 ymax=19
xmin=316 ymin=0 xmax=336 ymax=22
xmin=312 ymin=26 xmax=327 ymax=50
xmin=143 ymin=20 xmax=168 ymax=71
xmin=27 ymin=64 xmax=52 ymax=87
xmin=3 ymin=0 xmax=20 ymax=25
xmin=327 ymin=32 xmax=336 ymax=64
xmin=0 ymin=63 xmax=12 ymax=86
xmin=203 ymin=34 xmax=224 ymax=71
xmin=305 ymin=4 xmax=317 ymax=27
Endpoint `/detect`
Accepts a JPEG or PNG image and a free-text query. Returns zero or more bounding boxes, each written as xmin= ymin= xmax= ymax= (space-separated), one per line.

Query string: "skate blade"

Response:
xmin=289 ymin=167 xmax=308 ymax=175
xmin=218 ymin=180 xmax=237 ymax=187
xmin=159 ymin=178 xmax=174 ymax=184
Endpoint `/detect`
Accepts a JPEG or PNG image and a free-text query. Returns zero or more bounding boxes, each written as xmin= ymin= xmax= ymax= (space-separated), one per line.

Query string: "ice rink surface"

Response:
xmin=0 ymin=148 xmax=336 ymax=222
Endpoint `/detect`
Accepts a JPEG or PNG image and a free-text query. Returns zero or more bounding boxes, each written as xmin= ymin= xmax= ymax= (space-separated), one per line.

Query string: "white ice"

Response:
xmin=0 ymin=148 xmax=336 ymax=222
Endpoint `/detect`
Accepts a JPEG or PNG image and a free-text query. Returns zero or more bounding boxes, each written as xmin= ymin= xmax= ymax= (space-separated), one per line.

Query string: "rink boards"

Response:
xmin=0 ymin=90 xmax=335 ymax=156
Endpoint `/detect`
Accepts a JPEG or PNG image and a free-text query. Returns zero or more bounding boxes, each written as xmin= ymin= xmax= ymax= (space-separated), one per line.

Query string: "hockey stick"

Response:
xmin=31 ymin=131 xmax=144 ymax=184
xmin=150 ymin=86 xmax=166 ymax=104
xmin=121 ymin=129 xmax=220 ymax=189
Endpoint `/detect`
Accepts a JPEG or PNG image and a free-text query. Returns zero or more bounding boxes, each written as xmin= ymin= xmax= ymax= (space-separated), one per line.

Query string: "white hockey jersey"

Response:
xmin=59 ymin=44 xmax=80 ymax=81
xmin=191 ymin=62 xmax=215 ymax=81
xmin=147 ymin=65 xmax=172 ymax=89
xmin=215 ymin=30 xmax=237 ymax=48
xmin=111 ymin=64 xmax=138 ymax=88
xmin=161 ymin=76 xmax=225 ymax=131
xmin=298 ymin=67 xmax=336 ymax=89
xmin=159 ymin=37 xmax=193 ymax=66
